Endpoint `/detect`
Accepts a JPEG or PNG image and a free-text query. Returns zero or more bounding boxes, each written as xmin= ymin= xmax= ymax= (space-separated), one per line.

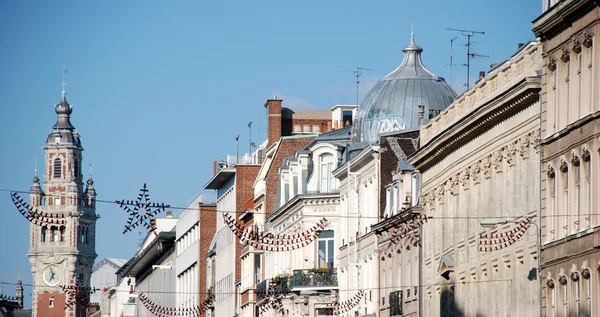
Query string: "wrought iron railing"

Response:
xmin=291 ymin=269 xmax=338 ymax=288
xmin=389 ymin=290 xmax=403 ymax=316
xmin=271 ymin=276 xmax=290 ymax=294
xmin=256 ymin=279 xmax=268 ymax=301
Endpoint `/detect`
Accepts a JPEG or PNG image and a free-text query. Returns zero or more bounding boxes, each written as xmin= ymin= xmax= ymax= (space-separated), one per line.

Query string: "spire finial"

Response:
xmin=61 ymin=65 xmax=68 ymax=95
xmin=410 ymin=23 xmax=415 ymax=44
xmin=33 ymin=158 xmax=39 ymax=183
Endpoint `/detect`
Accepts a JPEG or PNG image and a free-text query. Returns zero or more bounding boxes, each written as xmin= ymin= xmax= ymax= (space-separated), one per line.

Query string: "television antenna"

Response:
xmin=447 ymin=37 xmax=463 ymax=87
xmin=446 ymin=28 xmax=488 ymax=89
xmin=338 ymin=67 xmax=374 ymax=107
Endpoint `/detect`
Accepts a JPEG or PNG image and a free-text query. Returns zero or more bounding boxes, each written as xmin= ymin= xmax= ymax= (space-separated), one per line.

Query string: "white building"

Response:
xmin=90 ymin=258 xmax=127 ymax=307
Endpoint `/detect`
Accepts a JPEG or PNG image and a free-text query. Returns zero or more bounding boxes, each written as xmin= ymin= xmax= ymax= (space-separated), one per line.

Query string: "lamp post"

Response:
xmin=479 ymin=217 xmax=541 ymax=317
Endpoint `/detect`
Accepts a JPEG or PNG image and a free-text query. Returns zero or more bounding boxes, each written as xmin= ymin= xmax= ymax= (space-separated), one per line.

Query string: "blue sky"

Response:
xmin=0 ymin=0 xmax=540 ymax=307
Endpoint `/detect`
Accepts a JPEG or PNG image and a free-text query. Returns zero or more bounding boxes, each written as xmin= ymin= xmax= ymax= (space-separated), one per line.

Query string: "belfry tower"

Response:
xmin=28 ymin=74 xmax=98 ymax=317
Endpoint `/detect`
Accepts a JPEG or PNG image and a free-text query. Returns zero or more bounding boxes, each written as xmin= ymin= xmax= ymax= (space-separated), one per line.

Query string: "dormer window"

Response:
xmin=320 ymin=154 xmax=334 ymax=193
xmin=53 ymin=158 xmax=62 ymax=178
xmin=342 ymin=110 xmax=353 ymax=126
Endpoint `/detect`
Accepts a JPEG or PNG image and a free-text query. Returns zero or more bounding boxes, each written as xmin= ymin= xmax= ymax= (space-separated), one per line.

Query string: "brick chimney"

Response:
xmin=265 ymin=98 xmax=282 ymax=146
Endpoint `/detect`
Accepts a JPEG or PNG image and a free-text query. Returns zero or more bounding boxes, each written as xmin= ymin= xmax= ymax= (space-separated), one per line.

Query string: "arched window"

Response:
xmin=53 ymin=158 xmax=62 ymax=179
xmin=41 ymin=226 xmax=47 ymax=242
xmin=50 ymin=226 xmax=58 ymax=242
xmin=320 ymin=153 xmax=334 ymax=193
xmin=59 ymin=226 xmax=65 ymax=242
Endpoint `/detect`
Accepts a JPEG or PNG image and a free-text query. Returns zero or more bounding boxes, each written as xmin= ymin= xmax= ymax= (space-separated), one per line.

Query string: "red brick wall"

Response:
xmin=36 ymin=292 xmax=66 ymax=317
xmin=234 ymin=165 xmax=260 ymax=314
xmin=265 ymin=99 xmax=282 ymax=147
xmin=198 ymin=203 xmax=216 ymax=317
xmin=264 ymin=137 xmax=315 ymax=216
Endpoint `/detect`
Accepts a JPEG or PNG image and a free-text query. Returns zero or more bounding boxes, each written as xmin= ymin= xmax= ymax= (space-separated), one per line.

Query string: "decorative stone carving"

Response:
xmin=421 ymin=193 xmax=429 ymax=206
xmin=572 ymin=39 xmax=582 ymax=54
xmin=546 ymin=279 xmax=555 ymax=289
xmin=518 ymin=136 xmax=531 ymax=158
xmin=559 ymin=159 xmax=568 ymax=173
xmin=547 ymin=166 xmax=555 ymax=179
xmin=471 ymin=161 xmax=481 ymax=184
xmin=558 ymin=275 xmax=568 ymax=286
xmin=560 ymin=47 xmax=570 ymax=63
xmin=583 ymin=31 xmax=593 ymax=49
xmin=482 ymin=156 xmax=492 ymax=179
xmin=505 ymin=143 xmax=517 ymax=166
xmin=548 ymin=57 xmax=557 ymax=72
xmin=435 ymin=185 xmax=445 ymax=203
xmin=570 ymin=271 xmax=579 ymax=282
xmin=571 ymin=153 xmax=580 ymax=167
xmin=459 ymin=169 xmax=470 ymax=189
xmin=492 ymin=149 xmax=504 ymax=173
xmin=581 ymin=268 xmax=591 ymax=280
xmin=581 ymin=148 xmax=590 ymax=163
xmin=532 ymin=130 xmax=542 ymax=151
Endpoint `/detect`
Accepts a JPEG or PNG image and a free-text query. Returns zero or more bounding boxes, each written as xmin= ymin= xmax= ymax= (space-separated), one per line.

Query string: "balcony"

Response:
xmin=291 ymin=268 xmax=338 ymax=290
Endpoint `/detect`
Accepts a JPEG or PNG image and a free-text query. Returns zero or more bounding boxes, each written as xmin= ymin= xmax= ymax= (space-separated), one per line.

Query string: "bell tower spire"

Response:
xmin=28 ymin=68 xmax=98 ymax=317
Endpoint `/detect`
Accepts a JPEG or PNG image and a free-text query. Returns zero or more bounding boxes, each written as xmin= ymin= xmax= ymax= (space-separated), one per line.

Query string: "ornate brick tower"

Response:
xmin=28 ymin=82 xmax=98 ymax=317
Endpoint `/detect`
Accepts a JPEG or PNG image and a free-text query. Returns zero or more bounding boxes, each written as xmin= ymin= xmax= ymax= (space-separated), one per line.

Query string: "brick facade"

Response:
xmin=35 ymin=292 xmax=66 ymax=317
xmin=265 ymin=99 xmax=282 ymax=146
xmin=198 ymin=203 xmax=217 ymax=317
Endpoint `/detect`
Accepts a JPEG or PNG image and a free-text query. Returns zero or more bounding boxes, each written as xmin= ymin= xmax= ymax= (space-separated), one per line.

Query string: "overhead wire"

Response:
xmin=0 ymin=187 xmax=581 ymax=220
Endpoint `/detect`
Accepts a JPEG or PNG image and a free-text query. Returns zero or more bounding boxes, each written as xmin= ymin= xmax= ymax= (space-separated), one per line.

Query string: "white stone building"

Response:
xmin=90 ymin=258 xmax=127 ymax=306
xmin=256 ymin=127 xmax=351 ymax=317
xmin=411 ymin=41 xmax=543 ymax=316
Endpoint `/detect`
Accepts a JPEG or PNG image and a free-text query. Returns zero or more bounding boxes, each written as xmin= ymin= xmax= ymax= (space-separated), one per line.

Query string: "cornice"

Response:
xmin=420 ymin=43 xmax=542 ymax=146
xmin=533 ymin=0 xmax=599 ymax=40
xmin=412 ymin=79 xmax=541 ymax=172
xmin=268 ymin=192 xmax=340 ymax=223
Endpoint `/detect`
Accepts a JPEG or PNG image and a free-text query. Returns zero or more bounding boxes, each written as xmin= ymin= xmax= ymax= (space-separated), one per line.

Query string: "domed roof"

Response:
xmin=351 ymin=31 xmax=457 ymax=144
xmin=45 ymin=90 xmax=82 ymax=147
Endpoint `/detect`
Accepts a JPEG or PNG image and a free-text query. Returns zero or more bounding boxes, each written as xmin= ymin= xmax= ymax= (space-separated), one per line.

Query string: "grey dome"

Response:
xmin=351 ymin=32 xmax=457 ymax=144
xmin=46 ymin=91 xmax=82 ymax=147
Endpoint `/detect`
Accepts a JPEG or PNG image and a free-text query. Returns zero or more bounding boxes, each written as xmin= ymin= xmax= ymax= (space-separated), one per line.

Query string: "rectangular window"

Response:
xmin=320 ymin=154 xmax=334 ymax=193
xmin=317 ymin=230 xmax=334 ymax=268
xmin=342 ymin=110 xmax=353 ymax=126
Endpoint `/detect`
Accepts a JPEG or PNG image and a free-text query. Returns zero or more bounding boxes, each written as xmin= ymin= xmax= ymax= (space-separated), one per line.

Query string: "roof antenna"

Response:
xmin=338 ymin=67 xmax=374 ymax=109
xmin=446 ymin=28 xmax=488 ymax=89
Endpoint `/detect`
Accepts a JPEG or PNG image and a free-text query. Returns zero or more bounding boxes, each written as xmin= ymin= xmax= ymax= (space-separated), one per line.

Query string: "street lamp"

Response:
xmin=479 ymin=216 xmax=541 ymax=316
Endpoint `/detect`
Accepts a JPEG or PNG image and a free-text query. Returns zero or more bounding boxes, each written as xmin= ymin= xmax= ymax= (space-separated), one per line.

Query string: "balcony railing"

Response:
xmin=291 ymin=269 xmax=338 ymax=289
xmin=256 ymin=279 xmax=268 ymax=301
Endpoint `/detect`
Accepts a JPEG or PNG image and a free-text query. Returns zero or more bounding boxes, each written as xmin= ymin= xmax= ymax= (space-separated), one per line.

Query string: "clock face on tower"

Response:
xmin=42 ymin=265 xmax=62 ymax=286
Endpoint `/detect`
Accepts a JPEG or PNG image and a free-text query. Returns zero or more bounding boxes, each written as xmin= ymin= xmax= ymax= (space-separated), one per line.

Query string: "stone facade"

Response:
xmin=533 ymin=1 xmax=600 ymax=316
xmin=410 ymin=42 xmax=544 ymax=316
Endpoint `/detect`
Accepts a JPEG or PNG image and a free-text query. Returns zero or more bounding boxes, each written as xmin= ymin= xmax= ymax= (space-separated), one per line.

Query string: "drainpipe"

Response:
xmin=537 ymin=89 xmax=543 ymax=317
xmin=373 ymin=149 xmax=381 ymax=317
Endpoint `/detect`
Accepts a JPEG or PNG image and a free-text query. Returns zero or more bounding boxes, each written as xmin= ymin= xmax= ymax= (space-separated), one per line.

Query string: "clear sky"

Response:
xmin=0 ymin=0 xmax=541 ymax=307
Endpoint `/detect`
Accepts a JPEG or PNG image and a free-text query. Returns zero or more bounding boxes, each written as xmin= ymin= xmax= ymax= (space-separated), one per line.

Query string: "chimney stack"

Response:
xmin=264 ymin=99 xmax=282 ymax=146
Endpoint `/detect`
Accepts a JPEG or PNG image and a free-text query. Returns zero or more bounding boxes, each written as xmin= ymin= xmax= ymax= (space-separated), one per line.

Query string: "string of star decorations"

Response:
xmin=115 ymin=183 xmax=170 ymax=236
xmin=384 ymin=211 xmax=431 ymax=249
xmin=257 ymin=279 xmax=291 ymax=315
xmin=60 ymin=273 xmax=99 ymax=311
xmin=223 ymin=213 xmax=328 ymax=251
xmin=138 ymin=292 xmax=214 ymax=317
xmin=327 ymin=290 xmax=365 ymax=315
xmin=478 ymin=216 xmax=533 ymax=251
xmin=10 ymin=192 xmax=67 ymax=226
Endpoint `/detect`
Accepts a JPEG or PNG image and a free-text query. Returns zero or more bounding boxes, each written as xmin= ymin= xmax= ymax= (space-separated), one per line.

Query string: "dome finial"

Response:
xmin=61 ymin=65 xmax=68 ymax=96
xmin=411 ymin=23 xmax=414 ymax=42
xmin=87 ymin=164 xmax=94 ymax=186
